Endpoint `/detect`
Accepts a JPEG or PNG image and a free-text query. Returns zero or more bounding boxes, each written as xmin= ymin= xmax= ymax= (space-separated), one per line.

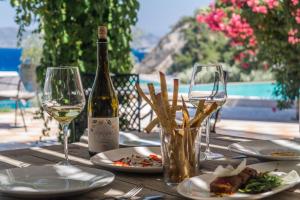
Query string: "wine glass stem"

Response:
xmin=62 ymin=123 xmax=70 ymax=163
xmin=205 ymin=114 xmax=212 ymax=153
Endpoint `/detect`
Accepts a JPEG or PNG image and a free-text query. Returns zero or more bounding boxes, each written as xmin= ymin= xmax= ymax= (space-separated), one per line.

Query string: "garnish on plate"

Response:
xmin=239 ymin=172 xmax=282 ymax=194
xmin=113 ymin=154 xmax=162 ymax=167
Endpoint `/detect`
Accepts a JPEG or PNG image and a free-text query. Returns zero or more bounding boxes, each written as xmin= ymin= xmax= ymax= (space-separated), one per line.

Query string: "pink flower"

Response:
xmin=252 ymin=6 xmax=268 ymax=14
xmin=288 ymin=36 xmax=300 ymax=44
xmin=249 ymin=37 xmax=257 ymax=47
xmin=230 ymin=40 xmax=243 ymax=47
xmin=295 ymin=9 xmax=300 ymax=24
xmin=288 ymin=28 xmax=298 ymax=35
xmin=264 ymin=0 xmax=279 ymax=9
xmin=247 ymin=0 xmax=259 ymax=8
xmin=201 ymin=8 xmax=227 ymax=31
xmin=196 ymin=14 xmax=206 ymax=23
xmin=247 ymin=49 xmax=256 ymax=56
xmin=242 ymin=63 xmax=250 ymax=69
xmin=292 ymin=0 xmax=299 ymax=6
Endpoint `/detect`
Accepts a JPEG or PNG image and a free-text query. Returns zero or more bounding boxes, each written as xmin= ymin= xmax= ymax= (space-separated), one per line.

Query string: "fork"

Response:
xmin=103 ymin=184 xmax=143 ymax=200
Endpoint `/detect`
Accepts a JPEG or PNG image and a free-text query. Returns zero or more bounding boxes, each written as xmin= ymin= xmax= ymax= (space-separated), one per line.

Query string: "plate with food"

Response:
xmin=91 ymin=146 xmax=206 ymax=173
xmin=177 ymin=160 xmax=300 ymax=200
xmin=228 ymin=140 xmax=300 ymax=160
xmin=91 ymin=147 xmax=162 ymax=173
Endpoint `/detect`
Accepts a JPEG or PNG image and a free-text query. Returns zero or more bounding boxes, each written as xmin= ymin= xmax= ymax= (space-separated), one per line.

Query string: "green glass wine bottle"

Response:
xmin=88 ymin=26 xmax=119 ymax=156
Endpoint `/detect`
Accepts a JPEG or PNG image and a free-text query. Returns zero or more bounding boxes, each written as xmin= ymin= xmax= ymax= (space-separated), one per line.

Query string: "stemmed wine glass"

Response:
xmin=188 ymin=63 xmax=227 ymax=160
xmin=42 ymin=67 xmax=86 ymax=165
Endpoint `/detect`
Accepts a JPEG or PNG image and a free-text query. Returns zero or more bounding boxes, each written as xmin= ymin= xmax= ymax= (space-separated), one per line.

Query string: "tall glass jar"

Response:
xmin=160 ymin=127 xmax=202 ymax=186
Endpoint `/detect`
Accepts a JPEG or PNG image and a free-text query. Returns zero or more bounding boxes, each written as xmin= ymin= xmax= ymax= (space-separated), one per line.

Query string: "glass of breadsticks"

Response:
xmin=136 ymin=72 xmax=217 ymax=185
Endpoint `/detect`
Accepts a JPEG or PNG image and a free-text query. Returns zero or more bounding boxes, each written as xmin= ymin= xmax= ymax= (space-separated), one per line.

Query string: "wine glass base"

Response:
xmin=204 ymin=151 xmax=224 ymax=160
xmin=56 ymin=160 xmax=71 ymax=166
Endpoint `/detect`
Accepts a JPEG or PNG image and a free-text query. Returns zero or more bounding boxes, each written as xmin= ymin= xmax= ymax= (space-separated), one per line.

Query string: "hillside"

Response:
xmin=132 ymin=16 xmax=234 ymax=74
xmin=133 ymin=17 xmax=274 ymax=83
xmin=133 ymin=21 xmax=190 ymax=74
xmin=131 ymin=27 xmax=159 ymax=50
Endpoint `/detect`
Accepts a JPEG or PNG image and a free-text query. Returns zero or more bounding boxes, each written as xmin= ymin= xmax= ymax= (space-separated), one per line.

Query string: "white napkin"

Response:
xmin=213 ymin=159 xmax=246 ymax=177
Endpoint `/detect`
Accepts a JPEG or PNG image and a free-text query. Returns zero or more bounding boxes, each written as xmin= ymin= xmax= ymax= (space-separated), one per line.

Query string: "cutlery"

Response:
xmin=142 ymin=195 xmax=164 ymax=200
xmin=102 ymin=184 xmax=143 ymax=199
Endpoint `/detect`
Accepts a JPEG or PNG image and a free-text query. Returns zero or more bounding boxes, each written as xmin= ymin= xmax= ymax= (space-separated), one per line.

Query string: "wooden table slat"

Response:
xmin=0 ymin=132 xmax=298 ymax=199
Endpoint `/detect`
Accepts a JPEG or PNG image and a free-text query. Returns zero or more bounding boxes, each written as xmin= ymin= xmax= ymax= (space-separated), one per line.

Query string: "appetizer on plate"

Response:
xmin=210 ymin=167 xmax=258 ymax=194
xmin=210 ymin=160 xmax=300 ymax=196
xmin=177 ymin=160 xmax=300 ymax=200
xmin=113 ymin=154 xmax=162 ymax=167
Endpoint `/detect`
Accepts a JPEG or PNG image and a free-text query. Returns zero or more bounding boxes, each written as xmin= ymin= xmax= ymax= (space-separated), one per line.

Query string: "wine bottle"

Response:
xmin=88 ymin=26 xmax=119 ymax=156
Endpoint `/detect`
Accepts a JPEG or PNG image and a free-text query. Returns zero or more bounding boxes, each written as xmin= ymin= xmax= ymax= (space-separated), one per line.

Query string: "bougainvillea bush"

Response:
xmin=197 ymin=0 xmax=300 ymax=108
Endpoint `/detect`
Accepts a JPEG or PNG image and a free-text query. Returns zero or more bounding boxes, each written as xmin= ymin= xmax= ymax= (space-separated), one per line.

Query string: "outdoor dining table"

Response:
xmin=0 ymin=132 xmax=299 ymax=200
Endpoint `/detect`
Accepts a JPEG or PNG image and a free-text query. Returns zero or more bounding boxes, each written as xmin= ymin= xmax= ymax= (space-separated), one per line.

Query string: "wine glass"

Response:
xmin=188 ymin=63 xmax=227 ymax=160
xmin=42 ymin=67 xmax=86 ymax=165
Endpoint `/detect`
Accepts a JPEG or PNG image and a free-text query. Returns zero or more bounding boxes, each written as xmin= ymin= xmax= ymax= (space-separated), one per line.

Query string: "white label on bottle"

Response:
xmin=88 ymin=117 xmax=119 ymax=153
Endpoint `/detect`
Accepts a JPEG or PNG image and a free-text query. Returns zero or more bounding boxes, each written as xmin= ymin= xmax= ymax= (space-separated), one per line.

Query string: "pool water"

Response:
xmin=0 ymin=100 xmax=31 ymax=109
xmin=0 ymin=81 xmax=277 ymax=109
xmin=140 ymin=80 xmax=278 ymax=100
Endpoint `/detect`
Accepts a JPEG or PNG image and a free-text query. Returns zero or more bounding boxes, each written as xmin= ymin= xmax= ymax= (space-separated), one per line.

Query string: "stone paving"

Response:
xmin=217 ymin=119 xmax=299 ymax=140
xmin=0 ymin=108 xmax=59 ymax=151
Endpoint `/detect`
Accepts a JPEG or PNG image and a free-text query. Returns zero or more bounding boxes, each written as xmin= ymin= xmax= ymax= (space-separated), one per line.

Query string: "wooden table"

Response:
xmin=0 ymin=133 xmax=299 ymax=200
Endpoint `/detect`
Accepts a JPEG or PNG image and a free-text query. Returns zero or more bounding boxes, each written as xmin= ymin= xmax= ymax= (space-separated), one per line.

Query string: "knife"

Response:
xmin=142 ymin=195 xmax=164 ymax=200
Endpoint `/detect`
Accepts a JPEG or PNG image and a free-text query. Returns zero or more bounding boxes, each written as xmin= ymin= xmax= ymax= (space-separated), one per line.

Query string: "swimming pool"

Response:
xmin=139 ymin=80 xmax=278 ymax=100
xmin=0 ymin=81 xmax=277 ymax=109
xmin=0 ymin=100 xmax=30 ymax=109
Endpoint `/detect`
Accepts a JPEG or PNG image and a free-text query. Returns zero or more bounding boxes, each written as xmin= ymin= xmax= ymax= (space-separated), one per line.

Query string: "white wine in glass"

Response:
xmin=42 ymin=67 xmax=86 ymax=165
xmin=188 ymin=63 xmax=227 ymax=160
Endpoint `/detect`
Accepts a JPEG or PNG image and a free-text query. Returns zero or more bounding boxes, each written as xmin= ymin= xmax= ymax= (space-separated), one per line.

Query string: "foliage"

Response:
xmin=197 ymin=0 xmax=300 ymax=108
xmin=10 ymin=0 xmax=140 ymax=83
xmin=21 ymin=33 xmax=43 ymax=66
xmin=169 ymin=16 xmax=274 ymax=83
xmin=10 ymin=0 xmax=139 ymax=142
xmin=168 ymin=17 xmax=236 ymax=74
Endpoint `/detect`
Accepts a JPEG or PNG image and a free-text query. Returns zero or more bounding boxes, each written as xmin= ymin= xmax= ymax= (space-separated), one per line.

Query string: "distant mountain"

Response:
xmin=131 ymin=27 xmax=160 ymax=50
xmin=132 ymin=22 xmax=190 ymax=74
xmin=0 ymin=27 xmax=29 ymax=48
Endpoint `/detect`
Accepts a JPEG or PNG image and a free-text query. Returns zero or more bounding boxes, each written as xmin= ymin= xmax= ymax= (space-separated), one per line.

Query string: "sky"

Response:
xmin=0 ymin=0 xmax=211 ymax=36
xmin=136 ymin=0 xmax=211 ymax=36
xmin=0 ymin=1 xmax=16 ymax=27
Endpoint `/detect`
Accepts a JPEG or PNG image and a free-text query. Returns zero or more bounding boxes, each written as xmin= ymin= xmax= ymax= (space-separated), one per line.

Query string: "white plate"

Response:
xmin=119 ymin=131 xmax=161 ymax=147
xmin=91 ymin=147 xmax=162 ymax=173
xmin=177 ymin=161 xmax=300 ymax=200
xmin=0 ymin=165 xmax=115 ymax=198
xmin=91 ymin=146 xmax=206 ymax=173
xmin=228 ymin=140 xmax=300 ymax=160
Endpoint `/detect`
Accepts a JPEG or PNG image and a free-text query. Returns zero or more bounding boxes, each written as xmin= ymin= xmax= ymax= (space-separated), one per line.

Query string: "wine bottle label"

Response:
xmin=88 ymin=117 xmax=119 ymax=153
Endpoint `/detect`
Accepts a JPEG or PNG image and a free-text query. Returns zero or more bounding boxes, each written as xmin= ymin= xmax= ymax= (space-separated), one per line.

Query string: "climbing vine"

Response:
xmin=10 ymin=0 xmax=139 ymax=82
